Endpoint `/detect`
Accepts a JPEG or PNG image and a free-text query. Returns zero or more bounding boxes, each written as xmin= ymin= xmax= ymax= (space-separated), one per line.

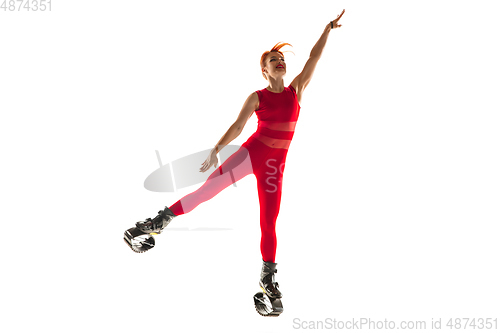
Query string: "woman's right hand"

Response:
xmin=200 ymin=148 xmax=219 ymax=173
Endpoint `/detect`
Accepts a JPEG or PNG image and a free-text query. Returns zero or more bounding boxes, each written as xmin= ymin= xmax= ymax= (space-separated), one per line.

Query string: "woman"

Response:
xmin=135 ymin=10 xmax=345 ymax=301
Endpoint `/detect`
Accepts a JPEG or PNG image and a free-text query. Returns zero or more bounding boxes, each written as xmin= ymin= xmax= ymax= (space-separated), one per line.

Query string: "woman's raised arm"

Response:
xmin=290 ymin=9 xmax=345 ymax=93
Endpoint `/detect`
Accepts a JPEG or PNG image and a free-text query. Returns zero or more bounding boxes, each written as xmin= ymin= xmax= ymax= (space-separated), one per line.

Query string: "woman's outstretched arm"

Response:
xmin=291 ymin=9 xmax=345 ymax=92
xmin=199 ymin=92 xmax=259 ymax=173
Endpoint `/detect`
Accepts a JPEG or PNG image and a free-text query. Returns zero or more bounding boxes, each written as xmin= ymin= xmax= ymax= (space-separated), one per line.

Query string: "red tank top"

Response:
xmin=254 ymin=84 xmax=301 ymax=149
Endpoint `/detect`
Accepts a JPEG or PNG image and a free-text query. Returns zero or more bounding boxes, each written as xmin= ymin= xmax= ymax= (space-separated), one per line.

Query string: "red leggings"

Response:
xmin=168 ymin=134 xmax=289 ymax=263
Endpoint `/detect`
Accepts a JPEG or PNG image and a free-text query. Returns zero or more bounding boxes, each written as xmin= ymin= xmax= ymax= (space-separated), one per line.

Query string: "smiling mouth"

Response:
xmin=277 ymin=65 xmax=284 ymax=69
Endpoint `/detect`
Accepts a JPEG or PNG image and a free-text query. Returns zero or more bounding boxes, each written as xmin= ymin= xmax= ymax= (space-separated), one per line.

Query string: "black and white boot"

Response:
xmin=124 ymin=206 xmax=177 ymax=253
xmin=259 ymin=260 xmax=282 ymax=298
xmin=135 ymin=206 xmax=177 ymax=234
xmin=254 ymin=260 xmax=284 ymax=316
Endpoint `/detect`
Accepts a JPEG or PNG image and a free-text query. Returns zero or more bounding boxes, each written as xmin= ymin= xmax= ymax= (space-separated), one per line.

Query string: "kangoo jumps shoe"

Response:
xmin=135 ymin=206 xmax=177 ymax=234
xmin=259 ymin=260 xmax=283 ymax=299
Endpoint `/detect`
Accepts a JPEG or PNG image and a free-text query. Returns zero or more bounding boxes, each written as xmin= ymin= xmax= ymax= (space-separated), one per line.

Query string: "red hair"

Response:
xmin=260 ymin=42 xmax=294 ymax=80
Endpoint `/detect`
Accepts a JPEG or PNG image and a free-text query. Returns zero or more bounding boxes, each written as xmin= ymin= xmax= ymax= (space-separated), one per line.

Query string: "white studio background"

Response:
xmin=1 ymin=0 xmax=499 ymax=332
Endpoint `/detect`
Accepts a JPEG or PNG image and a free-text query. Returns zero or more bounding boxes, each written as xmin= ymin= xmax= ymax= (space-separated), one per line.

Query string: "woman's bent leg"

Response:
xmin=169 ymin=145 xmax=254 ymax=215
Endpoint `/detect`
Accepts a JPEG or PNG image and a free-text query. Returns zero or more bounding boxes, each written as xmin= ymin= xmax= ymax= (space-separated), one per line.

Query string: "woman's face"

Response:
xmin=262 ymin=52 xmax=286 ymax=80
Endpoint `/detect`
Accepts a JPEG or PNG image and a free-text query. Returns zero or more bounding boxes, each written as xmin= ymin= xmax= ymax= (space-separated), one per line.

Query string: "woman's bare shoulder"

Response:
xmin=249 ymin=91 xmax=260 ymax=110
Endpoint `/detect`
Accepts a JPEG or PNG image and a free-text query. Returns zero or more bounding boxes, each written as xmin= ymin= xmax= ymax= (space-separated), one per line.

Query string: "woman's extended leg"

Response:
xmin=169 ymin=144 xmax=255 ymax=215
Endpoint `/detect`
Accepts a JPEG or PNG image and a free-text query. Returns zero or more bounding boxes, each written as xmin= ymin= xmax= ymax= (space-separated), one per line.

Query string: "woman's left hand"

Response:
xmin=326 ymin=9 xmax=345 ymax=31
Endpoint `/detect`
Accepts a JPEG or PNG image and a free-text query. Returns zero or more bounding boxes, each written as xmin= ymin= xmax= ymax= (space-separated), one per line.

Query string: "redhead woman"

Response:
xmin=129 ymin=9 xmax=345 ymax=315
